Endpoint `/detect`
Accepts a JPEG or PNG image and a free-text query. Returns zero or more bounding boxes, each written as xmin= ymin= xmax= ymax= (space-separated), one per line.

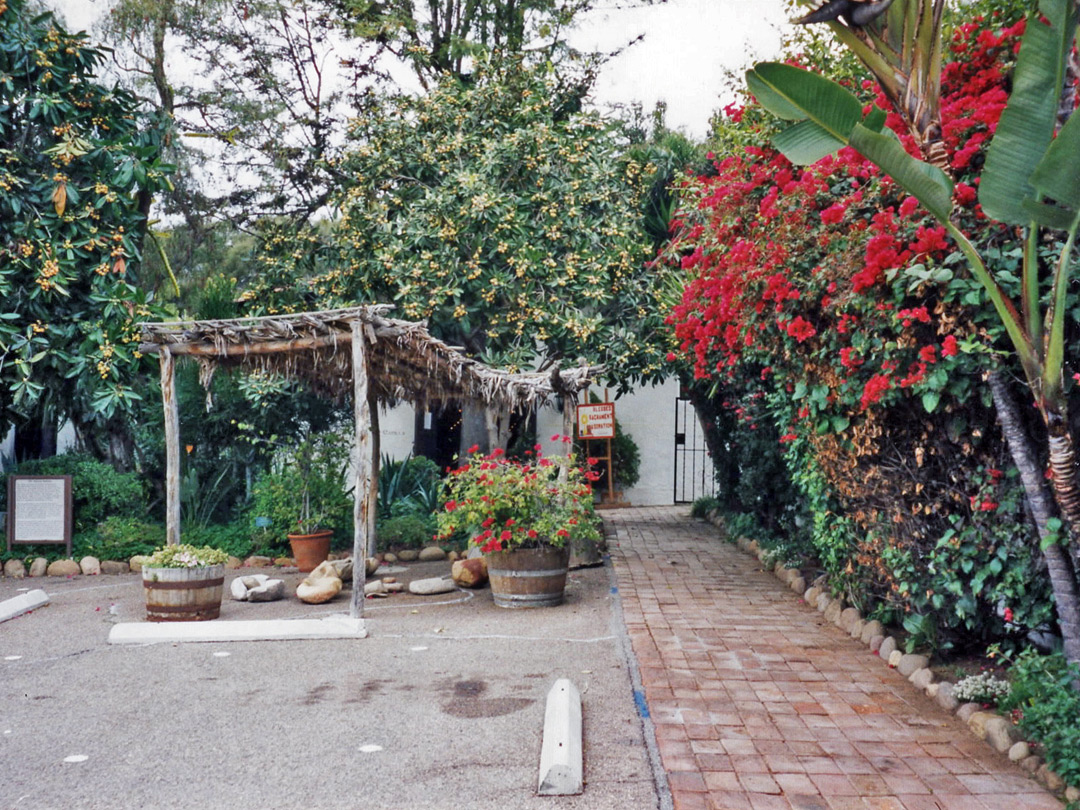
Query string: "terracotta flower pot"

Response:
xmin=288 ymin=529 xmax=333 ymax=573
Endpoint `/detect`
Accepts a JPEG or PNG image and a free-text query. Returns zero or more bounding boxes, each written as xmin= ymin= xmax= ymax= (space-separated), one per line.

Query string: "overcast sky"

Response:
xmin=50 ymin=0 xmax=787 ymax=140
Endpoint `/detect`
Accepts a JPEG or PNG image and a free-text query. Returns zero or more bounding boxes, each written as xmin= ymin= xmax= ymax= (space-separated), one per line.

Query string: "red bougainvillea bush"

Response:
xmin=662 ymin=10 xmax=1064 ymax=648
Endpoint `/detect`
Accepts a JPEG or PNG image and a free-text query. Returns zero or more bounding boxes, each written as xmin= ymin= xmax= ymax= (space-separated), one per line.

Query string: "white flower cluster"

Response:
xmin=953 ymin=672 xmax=1011 ymax=704
xmin=144 ymin=544 xmax=229 ymax=569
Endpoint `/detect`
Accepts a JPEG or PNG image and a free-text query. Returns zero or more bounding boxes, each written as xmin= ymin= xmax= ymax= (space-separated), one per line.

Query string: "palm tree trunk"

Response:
xmin=989 ymin=371 xmax=1080 ymax=669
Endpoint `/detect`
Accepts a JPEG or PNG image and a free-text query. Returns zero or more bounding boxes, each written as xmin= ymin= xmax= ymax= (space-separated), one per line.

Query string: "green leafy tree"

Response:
xmin=344 ymin=0 xmax=601 ymax=89
xmin=0 ymin=0 xmax=173 ymax=454
xmin=98 ymin=0 xmax=381 ymax=230
xmin=248 ymin=58 xmax=671 ymax=382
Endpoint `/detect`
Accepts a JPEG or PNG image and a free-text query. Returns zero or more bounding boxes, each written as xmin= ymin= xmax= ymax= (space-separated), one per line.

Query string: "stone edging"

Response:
xmin=702 ymin=509 xmax=1080 ymax=805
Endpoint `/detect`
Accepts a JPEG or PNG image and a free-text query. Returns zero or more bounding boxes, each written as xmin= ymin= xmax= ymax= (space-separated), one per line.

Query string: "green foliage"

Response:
xmin=0 ymin=452 xmax=144 ymax=533
xmin=690 ymin=496 xmax=720 ymax=519
xmin=377 ymin=514 xmax=438 ymax=550
xmin=129 ymin=360 xmax=346 ymax=532
xmin=0 ymin=0 xmax=173 ymax=436
xmin=248 ymin=57 xmax=670 ymax=385
xmin=248 ymin=427 xmax=353 ymax=546
xmin=346 ymin=0 xmax=606 ymax=86
xmin=902 ymin=613 xmax=940 ymax=655
xmin=74 ymin=516 xmax=163 ymax=561
xmin=998 ymin=648 xmax=1080 ymax=788
xmin=183 ymin=521 xmax=253 ymax=560
xmin=378 ymin=454 xmax=443 ymax=519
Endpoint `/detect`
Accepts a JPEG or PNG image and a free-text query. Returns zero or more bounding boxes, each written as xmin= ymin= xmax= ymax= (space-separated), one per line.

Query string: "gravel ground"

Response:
xmin=0 ymin=560 xmax=659 ymax=810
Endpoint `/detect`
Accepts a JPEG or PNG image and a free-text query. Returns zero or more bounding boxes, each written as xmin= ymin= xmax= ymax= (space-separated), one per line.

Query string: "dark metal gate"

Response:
xmin=674 ymin=397 xmax=716 ymax=504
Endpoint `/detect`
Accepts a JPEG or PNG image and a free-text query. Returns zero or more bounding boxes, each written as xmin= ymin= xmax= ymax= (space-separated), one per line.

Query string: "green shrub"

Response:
xmin=690 ymin=496 xmax=720 ymax=519
xmin=378 ymin=454 xmax=442 ymax=519
xmin=75 ymin=517 xmax=164 ymax=561
xmin=1 ymin=452 xmax=145 ymax=533
xmin=998 ymin=648 xmax=1080 ymax=789
xmin=249 ymin=429 xmax=353 ymax=547
xmin=183 ymin=521 xmax=253 ymax=559
xmin=377 ymin=514 xmax=437 ymax=550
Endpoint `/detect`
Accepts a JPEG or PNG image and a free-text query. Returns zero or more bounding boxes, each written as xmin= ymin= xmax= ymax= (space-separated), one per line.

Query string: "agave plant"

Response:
xmin=746 ymin=0 xmax=1080 ymax=667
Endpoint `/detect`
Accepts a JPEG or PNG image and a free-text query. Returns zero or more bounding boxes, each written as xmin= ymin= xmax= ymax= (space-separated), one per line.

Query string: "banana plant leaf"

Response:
xmin=979 ymin=0 xmax=1079 ymax=225
xmin=848 ymin=124 xmax=953 ymax=221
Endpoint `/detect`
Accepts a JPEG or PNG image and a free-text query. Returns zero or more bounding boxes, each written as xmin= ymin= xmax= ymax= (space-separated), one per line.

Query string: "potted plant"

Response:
xmin=142 ymin=543 xmax=230 ymax=622
xmin=435 ymin=439 xmax=602 ymax=608
xmin=250 ymin=429 xmax=352 ymax=573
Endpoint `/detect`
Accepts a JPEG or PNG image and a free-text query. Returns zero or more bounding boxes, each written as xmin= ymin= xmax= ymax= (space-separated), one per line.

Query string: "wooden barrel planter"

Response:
xmin=143 ymin=564 xmax=225 ymax=622
xmin=486 ymin=546 xmax=570 ymax=609
xmin=288 ymin=529 xmax=333 ymax=573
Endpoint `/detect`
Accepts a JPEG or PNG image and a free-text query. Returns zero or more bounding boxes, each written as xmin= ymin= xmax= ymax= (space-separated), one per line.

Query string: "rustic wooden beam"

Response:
xmin=160 ymin=347 xmax=181 ymax=546
xmin=350 ymin=321 xmax=371 ymax=620
xmin=138 ymin=334 xmax=348 ymax=357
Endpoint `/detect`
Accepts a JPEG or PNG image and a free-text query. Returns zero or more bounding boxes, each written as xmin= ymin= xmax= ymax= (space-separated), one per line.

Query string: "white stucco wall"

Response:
xmin=536 ymin=378 xmax=680 ymax=507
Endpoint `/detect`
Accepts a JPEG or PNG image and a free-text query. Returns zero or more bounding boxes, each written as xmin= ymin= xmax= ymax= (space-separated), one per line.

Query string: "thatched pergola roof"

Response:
xmin=138 ymin=305 xmax=601 ymax=624
xmin=138 ymin=305 xmax=598 ymax=409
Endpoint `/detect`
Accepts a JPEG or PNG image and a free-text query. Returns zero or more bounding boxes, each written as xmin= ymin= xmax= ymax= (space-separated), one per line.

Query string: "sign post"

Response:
xmin=6 ymin=475 xmax=73 ymax=556
xmin=576 ymin=399 xmax=616 ymax=504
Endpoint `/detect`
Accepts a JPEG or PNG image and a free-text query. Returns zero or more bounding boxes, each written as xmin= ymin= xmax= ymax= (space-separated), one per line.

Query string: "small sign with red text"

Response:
xmin=576 ymin=403 xmax=615 ymax=439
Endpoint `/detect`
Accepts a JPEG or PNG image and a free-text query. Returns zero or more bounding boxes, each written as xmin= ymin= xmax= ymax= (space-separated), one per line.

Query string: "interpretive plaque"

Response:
xmin=6 ymin=475 xmax=72 ymax=555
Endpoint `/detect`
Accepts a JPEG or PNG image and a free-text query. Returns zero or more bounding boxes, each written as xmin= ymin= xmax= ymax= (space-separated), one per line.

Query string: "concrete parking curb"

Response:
xmin=537 ymin=678 xmax=583 ymax=795
xmin=107 ymin=614 xmax=367 ymax=644
xmin=0 ymin=589 xmax=49 ymax=623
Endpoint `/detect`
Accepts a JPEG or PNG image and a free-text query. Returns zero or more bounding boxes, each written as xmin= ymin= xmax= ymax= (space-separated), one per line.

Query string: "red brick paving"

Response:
xmin=605 ymin=506 xmax=1062 ymax=810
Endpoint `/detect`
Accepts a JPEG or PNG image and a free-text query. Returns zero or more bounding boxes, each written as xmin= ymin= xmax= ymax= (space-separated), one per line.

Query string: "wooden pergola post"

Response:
xmin=350 ymin=321 xmax=371 ymax=619
xmin=562 ymin=394 xmax=575 ymax=456
xmin=160 ymin=347 xmax=181 ymax=546
xmin=367 ymin=389 xmax=380 ymax=558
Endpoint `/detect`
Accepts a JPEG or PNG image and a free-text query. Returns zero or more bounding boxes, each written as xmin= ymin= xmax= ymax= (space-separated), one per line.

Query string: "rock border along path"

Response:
xmin=605 ymin=506 xmax=1063 ymax=810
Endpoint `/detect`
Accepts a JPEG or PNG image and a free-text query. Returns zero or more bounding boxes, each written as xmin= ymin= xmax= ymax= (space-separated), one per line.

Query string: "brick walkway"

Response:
xmin=605 ymin=506 xmax=1062 ymax=810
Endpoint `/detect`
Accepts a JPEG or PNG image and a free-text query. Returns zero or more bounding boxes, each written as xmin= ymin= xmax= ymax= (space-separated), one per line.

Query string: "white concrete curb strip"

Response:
xmin=107 ymin=614 xmax=368 ymax=644
xmin=537 ymin=678 xmax=583 ymax=796
xmin=0 ymin=589 xmax=50 ymax=623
